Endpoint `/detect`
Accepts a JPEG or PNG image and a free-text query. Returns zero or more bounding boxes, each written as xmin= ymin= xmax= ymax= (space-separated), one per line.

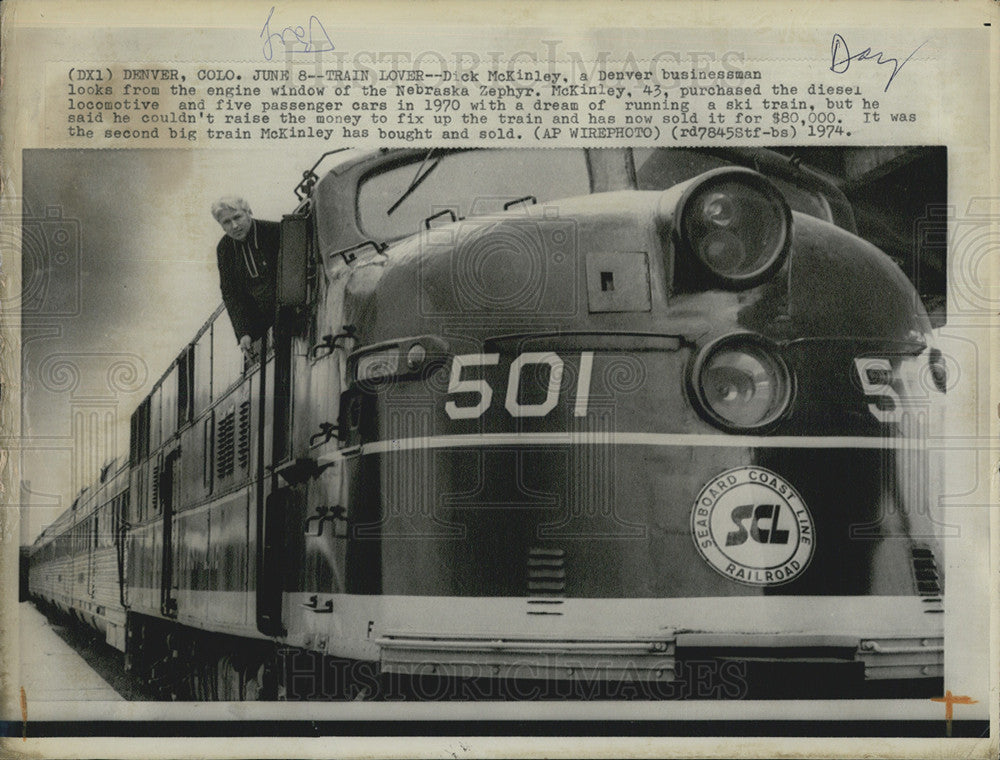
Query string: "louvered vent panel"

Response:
xmin=216 ymin=410 xmax=236 ymax=479
xmin=151 ymin=462 xmax=160 ymax=507
xmin=911 ymin=547 xmax=942 ymax=596
xmin=237 ymin=400 xmax=251 ymax=469
xmin=527 ymin=547 xmax=565 ymax=595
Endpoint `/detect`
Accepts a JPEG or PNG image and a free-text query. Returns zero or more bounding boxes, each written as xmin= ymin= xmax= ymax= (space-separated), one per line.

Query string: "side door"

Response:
xmin=159 ymin=447 xmax=181 ymax=617
xmin=257 ymin=211 xmax=355 ymax=636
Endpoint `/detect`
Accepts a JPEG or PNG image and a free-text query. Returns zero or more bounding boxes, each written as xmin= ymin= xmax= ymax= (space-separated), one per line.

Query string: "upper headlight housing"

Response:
xmin=676 ymin=169 xmax=793 ymax=289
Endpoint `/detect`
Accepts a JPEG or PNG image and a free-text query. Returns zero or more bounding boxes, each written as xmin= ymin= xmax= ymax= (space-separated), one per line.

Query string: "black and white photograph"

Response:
xmin=16 ymin=144 xmax=955 ymax=700
xmin=0 ymin=2 xmax=996 ymax=758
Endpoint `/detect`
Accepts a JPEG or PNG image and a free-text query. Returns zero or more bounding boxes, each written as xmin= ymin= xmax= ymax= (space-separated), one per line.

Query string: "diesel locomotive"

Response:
xmin=28 ymin=146 xmax=947 ymax=700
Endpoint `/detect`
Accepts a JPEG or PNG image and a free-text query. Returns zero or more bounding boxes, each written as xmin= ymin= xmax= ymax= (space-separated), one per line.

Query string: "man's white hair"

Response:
xmin=211 ymin=196 xmax=252 ymax=219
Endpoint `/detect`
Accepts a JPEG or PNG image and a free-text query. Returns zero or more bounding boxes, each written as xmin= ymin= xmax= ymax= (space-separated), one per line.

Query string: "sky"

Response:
xmin=19 ymin=147 xmax=326 ymax=541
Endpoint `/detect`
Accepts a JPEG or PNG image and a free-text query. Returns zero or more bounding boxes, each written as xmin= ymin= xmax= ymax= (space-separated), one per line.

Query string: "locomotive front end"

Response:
xmin=296 ymin=148 xmax=944 ymax=698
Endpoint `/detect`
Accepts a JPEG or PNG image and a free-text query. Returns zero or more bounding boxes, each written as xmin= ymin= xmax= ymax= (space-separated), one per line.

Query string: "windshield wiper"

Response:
xmin=386 ymin=149 xmax=441 ymax=216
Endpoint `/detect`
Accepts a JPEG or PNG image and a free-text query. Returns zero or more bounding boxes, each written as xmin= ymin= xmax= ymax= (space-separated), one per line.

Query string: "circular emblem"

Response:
xmin=690 ymin=466 xmax=815 ymax=586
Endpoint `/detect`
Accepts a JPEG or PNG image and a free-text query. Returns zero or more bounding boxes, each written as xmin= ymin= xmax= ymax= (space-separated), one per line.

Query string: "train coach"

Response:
xmin=28 ymin=458 xmax=129 ymax=648
xmin=28 ymin=146 xmax=946 ymax=700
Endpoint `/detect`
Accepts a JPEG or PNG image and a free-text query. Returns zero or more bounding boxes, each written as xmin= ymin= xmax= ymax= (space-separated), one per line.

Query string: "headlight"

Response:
xmin=689 ymin=334 xmax=794 ymax=432
xmin=677 ymin=170 xmax=792 ymax=288
xmin=356 ymin=350 xmax=401 ymax=382
xmin=349 ymin=335 xmax=449 ymax=387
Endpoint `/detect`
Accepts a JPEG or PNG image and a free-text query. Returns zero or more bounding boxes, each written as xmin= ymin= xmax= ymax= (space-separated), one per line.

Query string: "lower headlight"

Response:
xmin=689 ymin=334 xmax=794 ymax=432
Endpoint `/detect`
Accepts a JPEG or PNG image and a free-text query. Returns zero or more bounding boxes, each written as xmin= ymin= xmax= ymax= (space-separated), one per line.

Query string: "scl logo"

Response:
xmin=725 ymin=504 xmax=790 ymax=546
xmin=691 ymin=466 xmax=816 ymax=586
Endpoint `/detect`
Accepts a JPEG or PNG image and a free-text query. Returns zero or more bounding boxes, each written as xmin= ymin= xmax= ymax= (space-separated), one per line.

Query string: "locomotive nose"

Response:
xmin=656 ymin=168 xmax=793 ymax=292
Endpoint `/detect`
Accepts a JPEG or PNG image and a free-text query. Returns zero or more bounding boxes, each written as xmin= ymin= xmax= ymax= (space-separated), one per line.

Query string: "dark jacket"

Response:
xmin=216 ymin=219 xmax=280 ymax=341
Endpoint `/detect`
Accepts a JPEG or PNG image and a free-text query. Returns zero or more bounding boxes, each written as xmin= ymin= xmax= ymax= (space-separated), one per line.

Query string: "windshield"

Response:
xmin=357 ymin=149 xmax=591 ymax=242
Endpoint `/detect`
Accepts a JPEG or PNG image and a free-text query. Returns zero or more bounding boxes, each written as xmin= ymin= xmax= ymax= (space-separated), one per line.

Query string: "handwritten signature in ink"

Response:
xmin=829 ymin=33 xmax=927 ymax=92
xmin=260 ymin=6 xmax=335 ymax=61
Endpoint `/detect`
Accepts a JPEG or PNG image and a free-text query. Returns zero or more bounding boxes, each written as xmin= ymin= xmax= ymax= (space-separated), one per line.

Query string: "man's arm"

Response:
xmin=217 ymin=239 xmax=255 ymax=343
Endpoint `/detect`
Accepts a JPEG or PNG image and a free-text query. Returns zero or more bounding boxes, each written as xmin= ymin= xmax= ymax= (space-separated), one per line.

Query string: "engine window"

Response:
xmin=357 ymin=149 xmax=591 ymax=242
